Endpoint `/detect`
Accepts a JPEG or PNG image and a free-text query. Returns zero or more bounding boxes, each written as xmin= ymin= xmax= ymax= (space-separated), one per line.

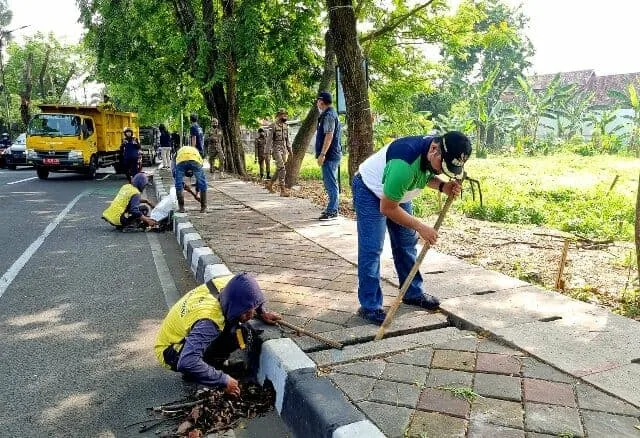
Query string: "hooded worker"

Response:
xmin=121 ymin=127 xmax=141 ymax=179
xmin=155 ymin=273 xmax=281 ymax=396
xmin=102 ymin=173 xmax=156 ymax=229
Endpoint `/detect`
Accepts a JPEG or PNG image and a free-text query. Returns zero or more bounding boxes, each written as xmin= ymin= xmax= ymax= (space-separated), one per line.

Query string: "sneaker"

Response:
xmin=318 ymin=211 xmax=338 ymax=221
xmin=357 ymin=307 xmax=387 ymax=325
xmin=402 ymin=293 xmax=440 ymax=310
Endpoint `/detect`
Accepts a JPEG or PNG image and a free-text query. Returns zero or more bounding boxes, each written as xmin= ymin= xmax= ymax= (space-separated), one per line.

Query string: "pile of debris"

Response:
xmin=136 ymin=382 xmax=275 ymax=437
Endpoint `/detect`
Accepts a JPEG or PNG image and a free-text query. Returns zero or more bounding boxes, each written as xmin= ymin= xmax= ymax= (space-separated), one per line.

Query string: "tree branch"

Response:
xmin=359 ymin=0 xmax=435 ymax=44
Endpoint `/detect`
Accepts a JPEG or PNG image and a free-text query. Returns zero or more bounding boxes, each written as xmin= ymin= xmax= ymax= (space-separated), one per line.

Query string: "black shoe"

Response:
xmin=357 ymin=307 xmax=387 ymax=325
xmin=403 ymin=293 xmax=440 ymax=310
xmin=318 ymin=211 xmax=338 ymax=221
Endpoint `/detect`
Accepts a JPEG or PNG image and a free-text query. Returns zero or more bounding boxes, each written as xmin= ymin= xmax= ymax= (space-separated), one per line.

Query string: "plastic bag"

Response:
xmin=150 ymin=187 xmax=177 ymax=222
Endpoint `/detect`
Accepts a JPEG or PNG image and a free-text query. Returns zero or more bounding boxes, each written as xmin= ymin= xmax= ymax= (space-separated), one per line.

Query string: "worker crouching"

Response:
xmin=102 ymin=173 xmax=157 ymax=230
xmin=155 ymin=273 xmax=281 ymax=397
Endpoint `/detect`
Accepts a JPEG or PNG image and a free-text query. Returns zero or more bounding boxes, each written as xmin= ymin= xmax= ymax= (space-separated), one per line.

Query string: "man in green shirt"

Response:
xmin=352 ymin=132 xmax=472 ymax=325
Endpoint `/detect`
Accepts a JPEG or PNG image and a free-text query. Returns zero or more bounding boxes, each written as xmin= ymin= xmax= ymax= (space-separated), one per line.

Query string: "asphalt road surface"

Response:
xmin=0 ymin=168 xmax=289 ymax=438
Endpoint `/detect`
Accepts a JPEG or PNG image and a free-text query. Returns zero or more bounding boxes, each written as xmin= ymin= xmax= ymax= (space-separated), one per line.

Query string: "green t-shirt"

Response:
xmin=382 ymin=158 xmax=434 ymax=202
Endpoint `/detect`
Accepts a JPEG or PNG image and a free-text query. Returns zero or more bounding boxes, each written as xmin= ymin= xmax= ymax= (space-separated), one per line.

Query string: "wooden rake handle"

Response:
xmin=374 ymin=194 xmax=456 ymax=340
xmin=278 ymin=319 xmax=344 ymax=349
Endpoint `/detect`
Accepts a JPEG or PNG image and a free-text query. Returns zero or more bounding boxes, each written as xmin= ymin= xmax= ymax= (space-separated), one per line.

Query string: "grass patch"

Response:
xmin=260 ymin=152 xmax=638 ymax=242
xmin=439 ymin=385 xmax=479 ymax=403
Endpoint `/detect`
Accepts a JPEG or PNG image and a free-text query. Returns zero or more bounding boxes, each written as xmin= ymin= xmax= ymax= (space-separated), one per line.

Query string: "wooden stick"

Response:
xmin=555 ymin=238 xmax=570 ymax=291
xmin=278 ymin=319 xmax=343 ymax=349
xmin=375 ymin=194 xmax=456 ymax=341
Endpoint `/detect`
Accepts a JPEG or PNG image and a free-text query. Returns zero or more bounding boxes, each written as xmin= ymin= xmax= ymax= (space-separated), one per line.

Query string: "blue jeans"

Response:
xmin=175 ymin=161 xmax=207 ymax=193
xmin=322 ymin=159 xmax=340 ymax=214
xmin=352 ymin=174 xmax=424 ymax=311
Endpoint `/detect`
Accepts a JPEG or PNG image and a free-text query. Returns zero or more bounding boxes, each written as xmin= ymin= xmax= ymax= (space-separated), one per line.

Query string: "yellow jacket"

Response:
xmin=154 ymin=285 xmax=225 ymax=369
xmin=176 ymin=146 xmax=204 ymax=165
xmin=102 ymin=184 xmax=140 ymax=226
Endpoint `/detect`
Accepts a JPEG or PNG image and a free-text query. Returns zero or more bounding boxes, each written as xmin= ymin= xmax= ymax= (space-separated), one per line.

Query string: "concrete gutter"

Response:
xmin=152 ymin=171 xmax=385 ymax=438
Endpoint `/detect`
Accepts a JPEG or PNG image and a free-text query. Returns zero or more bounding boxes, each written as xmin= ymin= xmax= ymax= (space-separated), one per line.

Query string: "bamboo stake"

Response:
xmin=554 ymin=238 xmax=570 ymax=291
xmin=278 ymin=319 xmax=343 ymax=349
xmin=375 ymin=194 xmax=456 ymax=341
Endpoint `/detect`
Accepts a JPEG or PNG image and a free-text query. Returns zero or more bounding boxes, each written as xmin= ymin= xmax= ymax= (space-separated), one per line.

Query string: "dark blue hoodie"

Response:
xmin=176 ymin=273 xmax=265 ymax=388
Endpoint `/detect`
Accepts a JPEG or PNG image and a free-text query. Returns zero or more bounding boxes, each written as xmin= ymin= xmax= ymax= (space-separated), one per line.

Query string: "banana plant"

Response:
xmin=514 ymin=73 xmax=576 ymax=144
xmin=609 ymin=83 xmax=640 ymax=157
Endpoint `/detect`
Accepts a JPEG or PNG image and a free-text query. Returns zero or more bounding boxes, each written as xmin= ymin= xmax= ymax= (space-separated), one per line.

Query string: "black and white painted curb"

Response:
xmin=151 ymin=170 xmax=385 ymax=438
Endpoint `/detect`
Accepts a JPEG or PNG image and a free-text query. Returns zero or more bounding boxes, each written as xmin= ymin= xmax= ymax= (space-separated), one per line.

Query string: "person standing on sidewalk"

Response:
xmin=175 ymin=144 xmax=207 ymax=213
xmin=315 ymin=91 xmax=342 ymax=221
xmin=206 ymin=117 xmax=225 ymax=178
xmin=254 ymin=128 xmax=269 ymax=180
xmin=159 ymin=124 xmax=172 ymax=169
xmin=189 ymin=113 xmax=205 ymax=158
xmin=266 ymin=109 xmax=291 ymax=197
xmin=155 ymin=273 xmax=281 ymax=396
xmin=352 ymin=132 xmax=471 ymax=325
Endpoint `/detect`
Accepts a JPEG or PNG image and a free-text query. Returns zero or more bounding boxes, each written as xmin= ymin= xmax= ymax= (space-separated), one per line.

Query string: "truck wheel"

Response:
xmin=37 ymin=167 xmax=49 ymax=180
xmin=87 ymin=155 xmax=98 ymax=179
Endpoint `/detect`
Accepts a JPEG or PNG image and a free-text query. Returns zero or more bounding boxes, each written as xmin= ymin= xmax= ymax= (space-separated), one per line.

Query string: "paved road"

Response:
xmin=0 ymin=168 xmax=289 ymax=438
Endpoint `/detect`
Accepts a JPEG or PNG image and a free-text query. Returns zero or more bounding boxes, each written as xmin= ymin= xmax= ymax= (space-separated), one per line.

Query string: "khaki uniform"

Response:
xmin=206 ymin=127 xmax=225 ymax=173
xmin=269 ymin=122 xmax=290 ymax=187
xmin=254 ymin=132 xmax=270 ymax=179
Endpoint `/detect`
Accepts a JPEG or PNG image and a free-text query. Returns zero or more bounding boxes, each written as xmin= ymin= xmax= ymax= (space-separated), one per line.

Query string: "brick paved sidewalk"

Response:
xmin=159 ymin=170 xmax=640 ymax=437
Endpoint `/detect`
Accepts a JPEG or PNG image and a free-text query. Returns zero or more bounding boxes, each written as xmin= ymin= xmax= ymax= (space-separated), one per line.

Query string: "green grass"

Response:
xmin=249 ymin=152 xmax=639 ymax=242
xmin=438 ymin=385 xmax=480 ymax=403
xmin=455 ymin=153 xmax=639 ymax=241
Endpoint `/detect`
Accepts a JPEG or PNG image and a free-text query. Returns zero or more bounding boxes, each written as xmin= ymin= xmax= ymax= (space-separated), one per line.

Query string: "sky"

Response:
xmin=5 ymin=0 xmax=639 ymax=76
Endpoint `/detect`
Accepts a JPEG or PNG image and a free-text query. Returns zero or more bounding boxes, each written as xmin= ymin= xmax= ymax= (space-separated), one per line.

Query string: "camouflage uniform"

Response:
xmin=254 ymin=130 xmax=270 ymax=179
xmin=206 ymin=125 xmax=225 ymax=175
xmin=268 ymin=118 xmax=290 ymax=189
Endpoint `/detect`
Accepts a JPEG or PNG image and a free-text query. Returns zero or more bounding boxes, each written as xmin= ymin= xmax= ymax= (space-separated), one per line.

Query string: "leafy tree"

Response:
xmin=80 ymin=0 xmax=322 ymax=174
xmin=4 ymin=33 xmax=80 ymax=126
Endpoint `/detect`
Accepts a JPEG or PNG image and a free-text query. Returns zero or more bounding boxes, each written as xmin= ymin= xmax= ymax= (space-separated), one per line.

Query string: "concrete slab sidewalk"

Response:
xmin=156 ymin=170 xmax=640 ymax=437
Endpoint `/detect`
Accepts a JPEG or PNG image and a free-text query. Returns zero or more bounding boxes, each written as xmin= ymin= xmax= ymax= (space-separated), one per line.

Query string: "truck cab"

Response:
xmin=26 ymin=105 xmax=138 ymax=179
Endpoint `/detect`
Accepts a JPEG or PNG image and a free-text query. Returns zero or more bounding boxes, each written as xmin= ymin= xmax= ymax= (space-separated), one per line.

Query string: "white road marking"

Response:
xmin=98 ymin=174 xmax=111 ymax=181
xmin=6 ymin=176 xmax=37 ymax=185
xmin=147 ymin=232 xmax=181 ymax=308
xmin=0 ymin=190 xmax=89 ymax=299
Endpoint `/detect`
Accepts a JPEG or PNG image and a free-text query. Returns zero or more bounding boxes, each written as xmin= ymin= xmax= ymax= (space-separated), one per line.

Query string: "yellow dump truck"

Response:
xmin=26 ymin=104 xmax=139 ymax=179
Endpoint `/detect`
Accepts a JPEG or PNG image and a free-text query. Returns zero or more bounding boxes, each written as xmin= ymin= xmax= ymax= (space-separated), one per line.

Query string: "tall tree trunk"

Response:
xmin=286 ymin=30 xmax=336 ymax=187
xmin=57 ymin=67 xmax=75 ymax=101
xmin=19 ymin=53 xmax=33 ymax=127
xmin=222 ymin=0 xmax=245 ymax=175
xmin=38 ymin=47 xmax=50 ymax=100
xmin=636 ymin=172 xmax=640 ymax=284
xmin=327 ymin=0 xmax=373 ymax=180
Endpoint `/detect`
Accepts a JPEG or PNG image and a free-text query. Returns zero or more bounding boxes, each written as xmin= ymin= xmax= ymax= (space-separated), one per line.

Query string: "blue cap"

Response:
xmin=317 ymin=91 xmax=332 ymax=104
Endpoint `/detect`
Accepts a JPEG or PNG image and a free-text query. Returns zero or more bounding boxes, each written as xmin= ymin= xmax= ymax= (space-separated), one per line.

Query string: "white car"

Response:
xmin=4 ymin=133 xmax=29 ymax=169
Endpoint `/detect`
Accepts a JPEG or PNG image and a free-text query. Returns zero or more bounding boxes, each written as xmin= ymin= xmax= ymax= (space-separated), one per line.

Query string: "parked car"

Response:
xmin=0 ymin=133 xmax=10 ymax=168
xmin=4 ymin=133 xmax=29 ymax=170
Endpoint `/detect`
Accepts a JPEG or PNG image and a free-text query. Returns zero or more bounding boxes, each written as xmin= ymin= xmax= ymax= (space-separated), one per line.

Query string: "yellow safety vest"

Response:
xmin=102 ymin=184 xmax=140 ymax=226
xmin=154 ymin=285 xmax=226 ymax=369
xmin=176 ymin=145 xmax=204 ymax=165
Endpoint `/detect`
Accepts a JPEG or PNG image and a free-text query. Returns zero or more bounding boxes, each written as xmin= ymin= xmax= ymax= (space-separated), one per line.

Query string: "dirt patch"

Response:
xmin=257 ymin=178 xmax=639 ymax=319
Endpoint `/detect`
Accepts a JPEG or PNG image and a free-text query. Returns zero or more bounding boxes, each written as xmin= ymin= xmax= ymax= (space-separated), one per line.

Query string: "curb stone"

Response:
xmin=151 ymin=169 xmax=385 ymax=438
